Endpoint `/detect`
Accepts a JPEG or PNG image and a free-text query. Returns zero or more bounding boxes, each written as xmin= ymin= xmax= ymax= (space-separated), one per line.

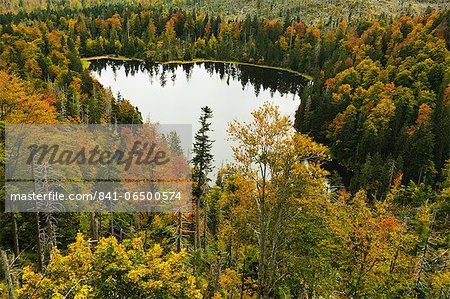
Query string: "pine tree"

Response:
xmin=192 ymin=106 xmax=214 ymax=251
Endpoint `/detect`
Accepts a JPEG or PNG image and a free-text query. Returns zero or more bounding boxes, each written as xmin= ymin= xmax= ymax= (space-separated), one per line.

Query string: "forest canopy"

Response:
xmin=0 ymin=1 xmax=449 ymax=298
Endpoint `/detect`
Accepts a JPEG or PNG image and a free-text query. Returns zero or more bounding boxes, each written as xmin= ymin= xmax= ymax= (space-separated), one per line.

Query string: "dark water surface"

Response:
xmin=90 ymin=60 xmax=309 ymax=167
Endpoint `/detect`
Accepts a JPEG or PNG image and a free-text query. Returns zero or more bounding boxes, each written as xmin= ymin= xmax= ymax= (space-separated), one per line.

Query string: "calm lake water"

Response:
xmin=90 ymin=60 xmax=309 ymax=168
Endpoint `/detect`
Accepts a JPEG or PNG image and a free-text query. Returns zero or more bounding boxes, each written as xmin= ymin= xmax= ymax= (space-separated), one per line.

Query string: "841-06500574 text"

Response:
xmin=9 ymin=191 xmax=183 ymax=201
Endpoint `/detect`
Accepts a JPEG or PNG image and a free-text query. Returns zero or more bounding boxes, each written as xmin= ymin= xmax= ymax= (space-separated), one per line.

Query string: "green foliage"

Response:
xmin=0 ymin=2 xmax=448 ymax=298
xmin=192 ymin=106 xmax=214 ymax=197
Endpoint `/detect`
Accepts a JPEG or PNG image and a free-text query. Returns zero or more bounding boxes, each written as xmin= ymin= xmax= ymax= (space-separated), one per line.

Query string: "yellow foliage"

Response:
xmin=0 ymin=70 xmax=58 ymax=124
xmin=18 ymin=234 xmax=202 ymax=299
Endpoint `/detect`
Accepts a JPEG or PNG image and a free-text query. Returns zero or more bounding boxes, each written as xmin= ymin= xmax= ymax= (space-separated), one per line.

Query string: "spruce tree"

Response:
xmin=192 ymin=106 xmax=214 ymax=250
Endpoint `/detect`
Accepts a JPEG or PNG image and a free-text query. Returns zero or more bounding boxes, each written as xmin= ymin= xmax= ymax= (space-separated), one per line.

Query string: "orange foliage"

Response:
xmin=416 ymin=103 xmax=432 ymax=125
xmin=0 ymin=70 xmax=58 ymax=124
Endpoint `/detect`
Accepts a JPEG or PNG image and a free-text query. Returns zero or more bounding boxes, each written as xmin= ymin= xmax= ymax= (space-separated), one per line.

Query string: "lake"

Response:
xmin=90 ymin=60 xmax=309 ymax=169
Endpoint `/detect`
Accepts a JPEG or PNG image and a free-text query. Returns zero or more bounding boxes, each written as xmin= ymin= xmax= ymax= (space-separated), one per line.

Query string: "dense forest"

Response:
xmin=0 ymin=0 xmax=449 ymax=298
xmin=0 ymin=0 xmax=448 ymax=22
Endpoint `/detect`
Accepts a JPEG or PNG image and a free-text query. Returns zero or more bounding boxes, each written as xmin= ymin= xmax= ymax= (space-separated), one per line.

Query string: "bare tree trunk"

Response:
xmin=34 ymin=212 xmax=43 ymax=272
xmin=90 ymin=212 xmax=98 ymax=244
xmin=45 ymin=213 xmax=55 ymax=261
xmin=10 ymin=213 xmax=19 ymax=258
xmin=416 ymin=233 xmax=430 ymax=286
xmin=41 ymin=165 xmax=56 ymax=264
xmin=257 ymin=164 xmax=268 ymax=299
xmin=2 ymin=250 xmax=16 ymax=299
xmin=31 ymin=161 xmax=43 ymax=272
xmin=257 ymin=207 xmax=267 ymax=299
xmin=203 ymin=200 xmax=207 ymax=249
xmin=110 ymin=213 xmax=114 ymax=237
xmin=195 ymin=197 xmax=200 ymax=250
xmin=176 ymin=211 xmax=182 ymax=252
xmin=98 ymin=213 xmax=102 ymax=238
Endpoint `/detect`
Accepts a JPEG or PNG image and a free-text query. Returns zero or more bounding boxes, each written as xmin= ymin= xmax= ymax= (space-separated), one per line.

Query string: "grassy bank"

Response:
xmin=157 ymin=59 xmax=314 ymax=81
xmin=81 ymin=55 xmax=143 ymax=69
xmin=81 ymin=55 xmax=313 ymax=81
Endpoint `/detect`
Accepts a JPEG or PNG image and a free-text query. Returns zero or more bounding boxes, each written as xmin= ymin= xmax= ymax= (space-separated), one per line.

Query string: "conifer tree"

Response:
xmin=192 ymin=106 xmax=214 ymax=250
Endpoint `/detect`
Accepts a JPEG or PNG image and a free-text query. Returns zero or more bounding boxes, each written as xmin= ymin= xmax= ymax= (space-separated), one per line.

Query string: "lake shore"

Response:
xmin=81 ymin=55 xmax=143 ymax=68
xmin=81 ymin=55 xmax=313 ymax=81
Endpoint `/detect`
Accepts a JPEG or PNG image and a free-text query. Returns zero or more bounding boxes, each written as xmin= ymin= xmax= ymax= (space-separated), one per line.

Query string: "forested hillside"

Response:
xmin=0 ymin=1 xmax=449 ymax=298
xmin=0 ymin=0 xmax=448 ymax=23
